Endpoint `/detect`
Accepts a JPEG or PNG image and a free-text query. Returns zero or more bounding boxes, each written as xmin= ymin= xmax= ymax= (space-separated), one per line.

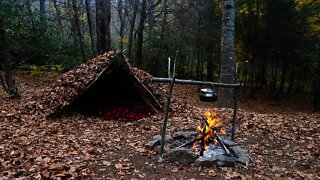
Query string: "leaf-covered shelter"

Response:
xmin=40 ymin=51 xmax=166 ymax=117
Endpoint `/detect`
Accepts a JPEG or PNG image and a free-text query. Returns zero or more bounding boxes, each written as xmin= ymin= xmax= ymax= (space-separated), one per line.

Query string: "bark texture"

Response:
xmin=313 ymin=62 xmax=320 ymax=111
xmin=127 ymin=0 xmax=138 ymax=59
xmin=71 ymin=0 xmax=86 ymax=62
xmin=96 ymin=0 xmax=111 ymax=54
xmin=218 ymin=0 xmax=236 ymax=107
xmin=85 ymin=0 xmax=97 ymax=56
xmin=0 ymin=18 xmax=19 ymax=98
xmin=136 ymin=0 xmax=147 ymax=67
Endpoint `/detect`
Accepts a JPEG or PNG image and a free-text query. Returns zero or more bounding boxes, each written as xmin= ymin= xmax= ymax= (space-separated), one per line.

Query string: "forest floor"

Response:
xmin=0 ymin=74 xmax=319 ymax=179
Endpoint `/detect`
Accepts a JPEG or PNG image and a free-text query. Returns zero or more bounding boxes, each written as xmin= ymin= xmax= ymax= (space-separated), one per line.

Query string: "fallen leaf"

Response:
xmin=102 ymin=161 xmax=111 ymax=166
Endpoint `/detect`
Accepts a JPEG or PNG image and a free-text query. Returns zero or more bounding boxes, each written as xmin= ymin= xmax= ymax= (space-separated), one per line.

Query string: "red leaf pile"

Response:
xmin=101 ymin=103 xmax=151 ymax=121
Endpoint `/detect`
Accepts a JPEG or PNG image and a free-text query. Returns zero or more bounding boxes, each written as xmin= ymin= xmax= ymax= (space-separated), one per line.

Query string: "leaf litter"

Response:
xmin=0 ymin=64 xmax=319 ymax=179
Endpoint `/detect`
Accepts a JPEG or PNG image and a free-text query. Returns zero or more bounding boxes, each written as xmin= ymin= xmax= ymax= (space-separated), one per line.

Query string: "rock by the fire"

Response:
xmin=172 ymin=131 xmax=197 ymax=139
xmin=220 ymin=136 xmax=237 ymax=147
xmin=230 ymin=145 xmax=252 ymax=165
xmin=165 ymin=148 xmax=198 ymax=164
xmin=145 ymin=134 xmax=173 ymax=148
xmin=145 ymin=140 xmax=159 ymax=148
xmin=216 ymin=155 xmax=236 ymax=167
xmin=152 ymin=134 xmax=173 ymax=142
xmin=194 ymin=156 xmax=217 ymax=167
xmin=194 ymin=155 xmax=236 ymax=167
xmin=154 ymin=146 xmax=169 ymax=154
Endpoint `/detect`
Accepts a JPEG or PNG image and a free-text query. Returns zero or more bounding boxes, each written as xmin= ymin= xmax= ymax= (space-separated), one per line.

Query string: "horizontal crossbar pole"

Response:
xmin=151 ymin=77 xmax=240 ymax=88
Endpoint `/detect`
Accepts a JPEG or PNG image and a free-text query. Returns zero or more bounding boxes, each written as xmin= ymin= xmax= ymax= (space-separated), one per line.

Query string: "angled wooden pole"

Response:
xmin=231 ymin=63 xmax=238 ymax=141
xmin=159 ymin=50 xmax=179 ymax=161
xmin=168 ymin=57 xmax=171 ymax=78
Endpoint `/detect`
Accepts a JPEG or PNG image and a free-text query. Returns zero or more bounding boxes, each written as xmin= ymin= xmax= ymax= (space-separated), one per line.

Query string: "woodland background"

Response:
xmin=0 ymin=0 xmax=319 ymax=109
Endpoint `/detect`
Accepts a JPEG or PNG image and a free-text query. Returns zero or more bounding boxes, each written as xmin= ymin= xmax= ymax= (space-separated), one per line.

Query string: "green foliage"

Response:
xmin=0 ymin=90 xmax=11 ymax=98
xmin=142 ymin=0 xmax=220 ymax=80
xmin=0 ymin=0 xmax=84 ymax=72
xmin=235 ymin=0 xmax=319 ymax=95
xmin=18 ymin=64 xmax=62 ymax=75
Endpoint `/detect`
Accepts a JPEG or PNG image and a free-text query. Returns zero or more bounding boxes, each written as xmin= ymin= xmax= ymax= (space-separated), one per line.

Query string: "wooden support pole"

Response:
xmin=231 ymin=87 xmax=239 ymax=141
xmin=168 ymin=57 xmax=171 ymax=78
xmin=231 ymin=62 xmax=238 ymax=141
xmin=200 ymin=126 xmax=206 ymax=156
xmin=159 ymin=50 xmax=179 ymax=161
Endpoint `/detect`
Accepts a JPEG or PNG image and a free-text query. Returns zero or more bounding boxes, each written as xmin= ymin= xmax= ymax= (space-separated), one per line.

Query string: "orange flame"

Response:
xmin=193 ymin=111 xmax=226 ymax=154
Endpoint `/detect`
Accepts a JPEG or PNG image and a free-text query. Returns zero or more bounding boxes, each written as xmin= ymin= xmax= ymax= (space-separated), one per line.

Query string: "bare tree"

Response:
xmin=69 ymin=0 xmax=86 ymax=62
xmin=127 ymin=0 xmax=138 ymax=59
xmin=40 ymin=0 xmax=46 ymax=21
xmin=136 ymin=0 xmax=146 ymax=66
xmin=153 ymin=0 xmax=168 ymax=74
xmin=85 ymin=0 xmax=97 ymax=56
xmin=116 ymin=0 xmax=126 ymax=51
xmin=96 ymin=0 xmax=111 ymax=54
xmin=0 ymin=18 xmax=19 ymax=98
xmin=313 ymin=61 xmax=320 ymax=111
xmin=217 ymin=0 xmax=236 ymax=107
xmin=146 ymin=0 xmax=161 ymax=35
xmin=53 ymin=0 xmax=64 ymax=38
xmin=26 ymin=0 xmax=35 ymax=31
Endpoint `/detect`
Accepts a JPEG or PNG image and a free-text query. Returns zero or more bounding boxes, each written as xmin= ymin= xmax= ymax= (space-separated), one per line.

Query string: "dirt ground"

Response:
xmin=0 ymin=75 xmax=319 ymax=179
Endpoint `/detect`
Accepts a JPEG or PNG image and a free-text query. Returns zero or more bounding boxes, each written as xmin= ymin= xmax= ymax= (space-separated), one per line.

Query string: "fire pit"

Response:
xmin=145 ymin=111 xmax=252 ymax=167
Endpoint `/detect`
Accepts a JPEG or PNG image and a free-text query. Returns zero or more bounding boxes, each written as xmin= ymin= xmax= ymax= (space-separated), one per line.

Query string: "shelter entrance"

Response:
xmin=72 ymin=65 xmax=153 ymax=121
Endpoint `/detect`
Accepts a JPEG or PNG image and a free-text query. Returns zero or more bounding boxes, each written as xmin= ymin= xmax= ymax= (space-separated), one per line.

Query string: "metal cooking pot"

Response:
xmin=199 ymin=88 xmax=217 ymax=102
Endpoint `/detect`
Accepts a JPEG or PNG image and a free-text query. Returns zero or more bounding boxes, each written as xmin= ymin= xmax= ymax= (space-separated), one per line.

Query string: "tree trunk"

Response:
xmin=105 ymin=0 xmax=111 ymax=51
xmin=153 ymin=0 xmax=168 ymax=75
xmin=0 ymin=18 xmax=19 ymax=98
xmin=40 ymin=0 xmax=46 ymax=32
xmin=279 ymin=61 xmax=287 ymax=94
xmin=287 ymin=73 xmax=294 ymax=94
xmin=136 ymin=0 xmax=146 ymax=67
xmin=270 ymin=60 xmax=279 ymax=96
xmin=96 ymin=0 xmax=101 ymax=52
xmin=250 ymin=61 xmax=255 ymax=98
xmin=217 ymin=0 xmax=236 ymax=107
xmin=85 ymin=0 xmax=97 ymax=56
xmin=206 ymin=49 xmax=214 ymax=81
xmin=96 ymin=0 xmax=111 ymax=54
xmin=40 ymin=0 xmax=46 ymax=21
xmin=26 ymin=0 xmax=35 ymax=31
xmin=117 ymin=0 xmax=125 ymax=51
xmin=196 ymin=12 xmax=201 ymax=80
xmin=70 ymin=18 xmax=79 ymax=45
xmin=127 ymin=0 xmax=138 ymax=59
xmin=70 ymin=0 xmax=86 ymax=62
xmin=313 ymin=62 xmax=320 ymax=111
xmin=53 ymin=0 xmax=64 ymax=38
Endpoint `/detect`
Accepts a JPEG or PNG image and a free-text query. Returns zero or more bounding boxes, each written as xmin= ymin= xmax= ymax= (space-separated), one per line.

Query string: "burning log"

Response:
xmin=174 ymin=111 xmax=234 ymax=158
xmin=214 ymin=133 xmax=231 ymax=155
xmin=200 ymin=126 xmax=206 ymax=156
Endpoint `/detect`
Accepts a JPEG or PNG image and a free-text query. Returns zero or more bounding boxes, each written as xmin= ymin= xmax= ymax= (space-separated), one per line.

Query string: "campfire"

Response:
xmin=192 ymin=111 xmax=228 ymax=157
xmin=145 ymin=110 xmax=253 ymax=167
